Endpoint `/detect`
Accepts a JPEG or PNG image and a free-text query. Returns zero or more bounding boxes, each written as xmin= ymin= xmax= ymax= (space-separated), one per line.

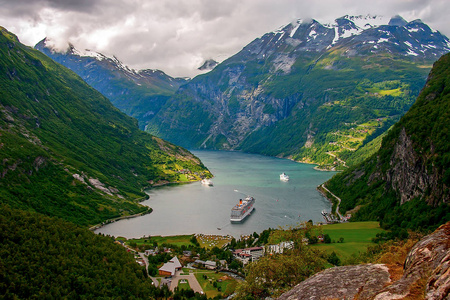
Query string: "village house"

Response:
xmin=266 ymin=241 xmax=294 ymax=255
xmin=145 ymin=249 xmax=157 ymax=256
xmin=158 ymin=256 xmax=182 ymax=277
xmin=194 ymin=259 xmax=205 ymax=268
xmin=233 ymin=246 xmax=264 ymax=264
xmin=193 ymin=259 xmax=217 ymax=270
xmin=204 ymin=260 xmax=217 ymax=270
xmin=233 ymin=250 xmax=252 ymax=265
xmin=219 ymin=260 xmax=227 ymax=269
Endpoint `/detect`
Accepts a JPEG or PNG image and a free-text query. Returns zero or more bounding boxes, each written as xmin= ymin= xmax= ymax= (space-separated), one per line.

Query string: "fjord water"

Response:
xmin=95 ymin=150 xmax=335 ymax=238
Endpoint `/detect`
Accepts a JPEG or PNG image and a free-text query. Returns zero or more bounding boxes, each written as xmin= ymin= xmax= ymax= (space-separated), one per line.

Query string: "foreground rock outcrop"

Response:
xmin=278 ymin=222 xmax=450 ymax=300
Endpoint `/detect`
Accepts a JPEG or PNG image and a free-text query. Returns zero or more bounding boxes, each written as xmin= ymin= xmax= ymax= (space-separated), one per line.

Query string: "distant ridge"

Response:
xmin=35 ymin=38 xmax=189 ymax=130
xmin=145 ymin=15 xmax=450 ymax=170
xmin=1 ymin=27 xmax=210 ymax=226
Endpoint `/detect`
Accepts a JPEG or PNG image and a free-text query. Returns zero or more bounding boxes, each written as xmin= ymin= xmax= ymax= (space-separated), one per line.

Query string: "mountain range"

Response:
xmin=145 ymin=15 xmax=450 ymax=169
xmin=0 ymin=27 xmax=209 ymax=226
xmin=35 ymin=39 xmax=188 ymax=130
xmin=37 ymin=15 xmax=450 ymax=170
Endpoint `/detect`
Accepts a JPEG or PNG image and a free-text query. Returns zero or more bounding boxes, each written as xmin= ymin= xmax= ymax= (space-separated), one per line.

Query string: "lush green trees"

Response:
xmin=0 ymin=205 xmax=163 ymax=298
xmin=235 ymin=223 xmax=327 ymax=299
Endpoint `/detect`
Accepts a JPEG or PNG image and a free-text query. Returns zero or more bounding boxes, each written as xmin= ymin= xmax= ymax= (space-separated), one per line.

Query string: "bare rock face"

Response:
xmin=374 ymin=222 xmax=450 ymax=299
xmin=278 ymin=222 xmax=450 ymax=300
xmin=385 ymin=128 xmax=448 ymax=206
xmin=277 ymin=264 xmax=391 ymax=300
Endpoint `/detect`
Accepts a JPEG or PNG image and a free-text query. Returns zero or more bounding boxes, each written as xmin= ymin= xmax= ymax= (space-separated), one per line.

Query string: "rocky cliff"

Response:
xmin=278 ymin=222 xmax=450 ymax=300
xmin=325 ymin=53 xmax=450 ymax=230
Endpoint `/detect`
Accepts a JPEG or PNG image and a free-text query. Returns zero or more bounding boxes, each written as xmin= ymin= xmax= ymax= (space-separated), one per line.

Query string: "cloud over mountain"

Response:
xmin=2 ymin=0 xmax=450 ymax=77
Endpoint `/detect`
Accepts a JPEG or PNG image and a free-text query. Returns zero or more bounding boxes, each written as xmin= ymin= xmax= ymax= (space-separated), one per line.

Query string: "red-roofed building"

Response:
xmin=233 ymin=246 xmax=264 ymax=264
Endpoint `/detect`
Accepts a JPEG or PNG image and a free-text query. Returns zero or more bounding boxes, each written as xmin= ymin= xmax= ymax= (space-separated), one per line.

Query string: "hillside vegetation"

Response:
xmin=0 ymin=205 xmax=163 ymax=299
xmin=326 ymin=52 xmax=450 ymax=233
xmin=0 ymin=27 xmax=210 ymax=226
xmin=35 ymin=39 xmax=189 ymax=130
xmin=146 ymin=16 xmax=449 ymax=170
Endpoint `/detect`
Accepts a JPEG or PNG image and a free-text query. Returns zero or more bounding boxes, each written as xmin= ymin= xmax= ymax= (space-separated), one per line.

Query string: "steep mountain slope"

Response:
xmin=147 ymin=15 xmax=450 ymax=169
xmin=325 ymin=52 xmax=450 ymax=232
xmin=35 ymin=39 xmax=188 ymax=130
xmin=0 ymin=27 xmax=210 ymax=226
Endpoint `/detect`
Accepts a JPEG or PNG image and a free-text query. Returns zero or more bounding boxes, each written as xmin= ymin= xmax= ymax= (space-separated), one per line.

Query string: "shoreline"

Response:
xmin=92 ymin=152 xmax=332 ymax=237
xmin=89 ymin=208 xmax=152 ymax=231
xmin=277 ymin=154 xmax=338 ymax=172
xmin=90 ymin=178 xmax=205 ymax=232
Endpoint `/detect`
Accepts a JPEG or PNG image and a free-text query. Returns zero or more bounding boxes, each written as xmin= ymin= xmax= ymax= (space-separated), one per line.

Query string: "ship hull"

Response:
xmin=230 ymin=205 xmax=254 ymax=222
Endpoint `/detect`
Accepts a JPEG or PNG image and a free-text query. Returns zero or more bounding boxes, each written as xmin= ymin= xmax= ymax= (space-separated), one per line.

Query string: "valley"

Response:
xmin=36 ymin=15 xmax=450 ymax=171
xmin=1 ymin=9 xmax=449 ymax=300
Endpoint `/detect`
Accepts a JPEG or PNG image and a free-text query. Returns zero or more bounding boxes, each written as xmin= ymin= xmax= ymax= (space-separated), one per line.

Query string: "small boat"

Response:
xmin=201 ymin=178 xmax=213 ymax=186
xmin=280 ymin=173 xmax=289 ymax=181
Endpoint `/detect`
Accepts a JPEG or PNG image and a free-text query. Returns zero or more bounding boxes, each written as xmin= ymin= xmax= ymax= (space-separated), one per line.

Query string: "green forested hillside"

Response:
xmin=146 ymin=16 xmax=448 ymax=170
xmin=0 ymin=205 xmax=163 ymax=299
xmin=0 ymin=27 xmax=210 ymax=226
xmin=326 ymin=53 xmax=450 ymax=233
xmin=35 ymin=39 xmax=189 ymax=130
xmin=237 ymin=52 xmax=423 ymax=168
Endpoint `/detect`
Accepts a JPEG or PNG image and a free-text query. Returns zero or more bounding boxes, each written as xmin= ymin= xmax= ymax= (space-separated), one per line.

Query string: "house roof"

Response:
xmin=205 ymin=260 xmax=216 ymax=266
xmin=159 ymin=256 xmax=182 ymax=276
xmin=239 ymin=253 xmax=251 ymax=257
xmin=169 ymin=256 xmax=182 ymax=269
xmin=159 ymin=262 xmax=177 ymax=276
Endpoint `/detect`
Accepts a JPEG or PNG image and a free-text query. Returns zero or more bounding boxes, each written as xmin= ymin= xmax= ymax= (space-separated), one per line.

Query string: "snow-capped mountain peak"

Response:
xmin=324 ymin=15 xmax=391 ymax=45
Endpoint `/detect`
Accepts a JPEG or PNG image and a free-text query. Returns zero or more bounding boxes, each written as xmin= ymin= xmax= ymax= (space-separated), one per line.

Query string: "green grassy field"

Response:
xmin=120 ymin=234 xmax=195 ymax=247
xmin=176 ymin=281 xmax=191 ymax=290
xmin=310 ymin=221 xmax=384 ymax=260
xmin=194 ymin=270 xmax=238 ymax=298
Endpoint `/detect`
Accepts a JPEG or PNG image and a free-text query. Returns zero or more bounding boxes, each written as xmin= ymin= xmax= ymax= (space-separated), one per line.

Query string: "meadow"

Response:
xmin=311 ymin=221 xmax=385 ymax=259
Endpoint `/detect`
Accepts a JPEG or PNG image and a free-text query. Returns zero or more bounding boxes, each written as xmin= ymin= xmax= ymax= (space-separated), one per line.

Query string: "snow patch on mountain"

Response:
xmin=290 ymin=20 xmax=302 ymax=38
xmin=406 ymin=49 xmax=419 ymax=56
xmin=71 ymin=48 xmax=105 ymax=60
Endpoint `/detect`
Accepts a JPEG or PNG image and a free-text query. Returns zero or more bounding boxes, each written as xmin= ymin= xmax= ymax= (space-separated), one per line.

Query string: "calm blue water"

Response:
xmin=95 ymin=150 xmax=335 ymax=238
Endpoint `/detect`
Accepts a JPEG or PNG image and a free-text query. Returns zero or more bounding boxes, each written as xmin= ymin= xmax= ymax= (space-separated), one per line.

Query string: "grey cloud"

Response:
xmin=1 ymin=0 xmax=449 ymax=77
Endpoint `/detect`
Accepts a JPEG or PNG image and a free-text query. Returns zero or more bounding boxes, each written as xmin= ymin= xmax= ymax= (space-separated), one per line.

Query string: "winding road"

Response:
xmin=321 ymin=184 xmax=344 ymax=220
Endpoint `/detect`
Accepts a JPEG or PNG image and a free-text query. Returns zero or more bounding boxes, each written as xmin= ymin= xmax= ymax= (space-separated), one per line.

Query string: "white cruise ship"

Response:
xmin=230 ymin=196 xmax=255 ymax=222
xmin=201 ymin=178 xmax=213 ymax=186
xmin=280 ymin=173 xmax=289 ymax=181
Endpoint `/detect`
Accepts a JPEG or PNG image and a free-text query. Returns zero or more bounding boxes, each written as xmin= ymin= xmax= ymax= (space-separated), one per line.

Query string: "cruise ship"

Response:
xmin=201 ymin=178 xmax=213 ymax=186
xmin=280 ymin=172 xmax=289 ymax=181
xmin=230 ymin=196 xmax=255 ymax=222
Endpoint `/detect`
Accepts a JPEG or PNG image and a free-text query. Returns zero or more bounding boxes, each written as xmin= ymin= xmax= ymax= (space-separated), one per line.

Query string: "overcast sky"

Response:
xmin=1 ymin=0 xmax=449 ymax=77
